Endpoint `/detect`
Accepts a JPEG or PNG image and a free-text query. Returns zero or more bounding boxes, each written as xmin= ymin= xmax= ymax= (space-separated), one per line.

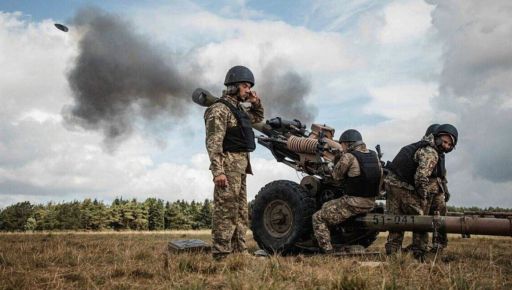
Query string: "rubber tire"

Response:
xmin=251 ymin=180 xmax=316 ymax=254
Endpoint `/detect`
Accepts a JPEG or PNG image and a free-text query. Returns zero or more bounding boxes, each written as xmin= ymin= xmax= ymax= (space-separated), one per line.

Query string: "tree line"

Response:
xmin=1 ymin=198 xmax=510 ymax=232
xmin=0 ymin=198 xmax=212 ymax=232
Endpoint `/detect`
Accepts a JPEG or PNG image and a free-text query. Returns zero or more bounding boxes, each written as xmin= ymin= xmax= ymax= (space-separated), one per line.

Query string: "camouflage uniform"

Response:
xmin=384 ymin=134 xmax=439 ymax=257
xmin=204 ymin=93 xmax=264 ymax=258
xmin=427 ymin=177 xmax=448 ymax=249
xmin=312 ymin=144 xmax=381 ymax=252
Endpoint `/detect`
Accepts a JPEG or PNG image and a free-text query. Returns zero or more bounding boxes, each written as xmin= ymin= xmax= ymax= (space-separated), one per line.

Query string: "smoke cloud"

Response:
xmin=258 ymin=61 xmax=317 ymax=124
xmin=64 ymin=7 xmax=317 ymax=149
xmin=64 ymin=7 xmax=196 ymax=147
xmin=428 ymin=0 xmax=512 ymax=182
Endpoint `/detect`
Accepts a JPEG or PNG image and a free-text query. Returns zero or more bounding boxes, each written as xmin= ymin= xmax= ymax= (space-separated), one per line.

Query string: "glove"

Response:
xmin=444 ymin=191 xmax=450 ymax=202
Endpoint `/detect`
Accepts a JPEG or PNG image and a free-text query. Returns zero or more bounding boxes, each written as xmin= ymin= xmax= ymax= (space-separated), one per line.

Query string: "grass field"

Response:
xmin=1 ymin=231 xmax=511 ymax=289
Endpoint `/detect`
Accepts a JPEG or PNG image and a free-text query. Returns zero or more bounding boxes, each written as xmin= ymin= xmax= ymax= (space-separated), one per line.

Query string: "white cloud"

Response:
xmin=1 ymin=2 xmax=510 ymax=210
xmin=18 ymin=109 xmax=62 ymax=124
xmin=0 ymin=12 xmax=75 ymax=119
xmin=365 ymin=82 xmax=437 ymax=120
xmin=132 ymin=5 xmax=358 ymax=86
xmin=0 ymin=11 xmax=300 ymax=207
xmin=194 ymin=21 xmax=356 ymax=85
xmin=378 ymin=0 xmax=433 ymax=44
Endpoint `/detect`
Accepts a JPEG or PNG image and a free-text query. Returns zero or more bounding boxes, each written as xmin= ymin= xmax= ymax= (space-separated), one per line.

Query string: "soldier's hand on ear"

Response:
xmin=247 ymin=91 xmax=260 ymax=105
xmin=214 ymin=174 xmax=228 ymax=188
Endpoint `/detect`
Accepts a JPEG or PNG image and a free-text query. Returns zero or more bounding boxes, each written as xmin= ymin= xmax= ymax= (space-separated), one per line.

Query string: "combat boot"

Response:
xmin=320 ymin=247 xmax=334 ymax=255
xmin=212 ymin=253 xmax=229 ymax=261
xmin=413 ymin=250 xmax=426 ymax=263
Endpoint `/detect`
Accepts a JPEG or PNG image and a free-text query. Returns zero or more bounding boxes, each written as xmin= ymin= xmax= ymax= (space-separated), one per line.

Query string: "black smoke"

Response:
xmin=63 ymin=7 xmax=195 ymax=147
xmin=258 ymin=61 xmax=317 ymax=124
xmin=63 ymin=7 xmax=317 ymax=149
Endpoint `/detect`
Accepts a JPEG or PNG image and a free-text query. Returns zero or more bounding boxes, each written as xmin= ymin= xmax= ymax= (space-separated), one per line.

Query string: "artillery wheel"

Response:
xmin=251 ymin=180 xmax=316 ymax=254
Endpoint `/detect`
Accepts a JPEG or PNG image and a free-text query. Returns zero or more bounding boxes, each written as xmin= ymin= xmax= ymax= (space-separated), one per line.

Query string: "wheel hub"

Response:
xmin=263 ymin=199 xmax=293 ymax=238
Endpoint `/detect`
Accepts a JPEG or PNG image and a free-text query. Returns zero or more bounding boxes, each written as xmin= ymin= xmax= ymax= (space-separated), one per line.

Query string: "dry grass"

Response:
xmin=0 ymin=232 xmax=511 ymax=289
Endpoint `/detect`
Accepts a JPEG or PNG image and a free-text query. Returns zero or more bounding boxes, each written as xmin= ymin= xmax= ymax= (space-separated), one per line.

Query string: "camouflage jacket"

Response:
xmin=385 ymin=134 xmax=440 ymax=197
xmin=332 ymin=143 xmax=383 ymax=187
xmin=204 ymin=93 xmax=264 ymax=177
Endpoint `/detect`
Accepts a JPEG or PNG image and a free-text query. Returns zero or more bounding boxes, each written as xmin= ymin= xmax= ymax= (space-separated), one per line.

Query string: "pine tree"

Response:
xmin=90 ymin=199 xmax=107 ymax=230
xmin=167 ymin=202 xmax=191 ymax=230
xmin=54 ymin=201 xmax=81 ymax=230
xmin=24 ymin=217 xmax=37 ymax=231
xmin=108 ymin=201 xmax=123 ymax=230
xmin=80 ymin=198 xmax=94 ymax=230
xmin=146 ymin=198 xmax=164 ymax=230
xmin=0 ymin=201 xmax=34 ymax=231
xmin=164 ymin=201 xmax=172 ymax=229
xmin=132 ymin=199 xmax=148 ymax=230
xmin=197 ymin=199 xmax=213 ymax=229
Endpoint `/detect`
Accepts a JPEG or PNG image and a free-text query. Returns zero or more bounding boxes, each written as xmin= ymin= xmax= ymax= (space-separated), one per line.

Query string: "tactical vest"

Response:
xmin=344 ymin=150 xmax=381 ymax=197
xmin=436 ymin=153 xmax=446 ymax=178
xmin=389 ymin=140 xmax=445 ymax=186
xmin=216 ymin=99 xmax=256 ymax=153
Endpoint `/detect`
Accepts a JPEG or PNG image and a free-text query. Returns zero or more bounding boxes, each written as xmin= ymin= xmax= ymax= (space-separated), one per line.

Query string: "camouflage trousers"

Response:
xmin=428 ymin=192 xmax=448 ymax=248
xmin=312 ymin=195 xmax=375 ymax=252
xmin=384 ymin=183 xmax=428 ymax=256
xmin=212 ymin=172 xmax=248 ymax=257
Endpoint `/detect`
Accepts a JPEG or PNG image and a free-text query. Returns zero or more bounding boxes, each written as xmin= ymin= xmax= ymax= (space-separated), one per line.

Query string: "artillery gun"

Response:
xmin=192 ymin=88 xmax=512 ymax=254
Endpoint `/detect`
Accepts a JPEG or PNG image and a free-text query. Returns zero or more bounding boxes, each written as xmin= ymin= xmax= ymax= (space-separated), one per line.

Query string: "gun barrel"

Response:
xmin=354 ymin=214 xmax=512 ymax=237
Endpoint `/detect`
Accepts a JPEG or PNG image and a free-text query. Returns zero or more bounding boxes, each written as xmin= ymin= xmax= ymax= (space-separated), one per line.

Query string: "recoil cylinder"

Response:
xmin=286 ymin=135 xmax=319 ymax=153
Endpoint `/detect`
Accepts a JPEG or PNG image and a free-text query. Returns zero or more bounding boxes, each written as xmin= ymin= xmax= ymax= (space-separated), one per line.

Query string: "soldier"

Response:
xmin=312 ymin=129 xmax=382 ymax=254
xmin=384 ymin=124 xmax=458 ymax=261
xmin=404 ymin=124 xmax=450 ymax=253
xmin=423 ymin=124 xmax=450 ymax=251
xmin=204 ymin=65 xmax=264 ymax=260
xmin=426 ymin=124 xmax=451 ymax=251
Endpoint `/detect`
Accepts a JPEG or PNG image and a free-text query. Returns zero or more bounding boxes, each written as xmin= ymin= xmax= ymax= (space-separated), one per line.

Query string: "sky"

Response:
xmin=1 ymin=0 xmax=511 ymax=208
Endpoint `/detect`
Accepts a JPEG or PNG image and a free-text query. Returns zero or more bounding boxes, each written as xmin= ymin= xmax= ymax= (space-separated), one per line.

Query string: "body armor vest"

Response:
xmin=344 ymin=150 xmax=381 ymax=197
xmin=216 ymin=99 xmax=256 ymax=153
xmin=436 ymin=153 xmax=446 ymax=178
xmin=389 ymin=140 xmax=445 ymax=186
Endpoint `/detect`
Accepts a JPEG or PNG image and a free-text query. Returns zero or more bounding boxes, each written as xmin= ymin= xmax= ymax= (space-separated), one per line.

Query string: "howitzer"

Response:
xmin=192 ymin=88 xmax=512 ymax=254
xmin=448 ymin=211 xmax=512 ymax=219
xmin=353 ymin=213 xmax=512 ymax=237
xmin=193 ymin=88 xmax=342 ymax=177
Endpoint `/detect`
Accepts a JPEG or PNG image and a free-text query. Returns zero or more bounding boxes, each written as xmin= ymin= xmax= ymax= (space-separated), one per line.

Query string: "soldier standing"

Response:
xmin=384 ymin=124 xmax=458 ymax=261
xmin=312 ymin=129 xmax=382 ymax=254
xmin=204 ymin=66 xmax=264 ymax=260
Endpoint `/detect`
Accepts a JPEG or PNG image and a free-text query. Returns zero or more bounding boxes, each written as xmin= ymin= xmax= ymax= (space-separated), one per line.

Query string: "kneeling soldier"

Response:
xmin=312 ymin=129 xmax=383 ymax=254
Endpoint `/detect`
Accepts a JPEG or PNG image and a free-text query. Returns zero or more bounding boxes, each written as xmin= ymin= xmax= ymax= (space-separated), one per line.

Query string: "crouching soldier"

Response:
xmin=312 ymin=129 xmax=383 ymax=254
xmin=384 ymin=124 xmax=458 ymax=261
xmin=424 ymin=124 xmax=451 ymax=252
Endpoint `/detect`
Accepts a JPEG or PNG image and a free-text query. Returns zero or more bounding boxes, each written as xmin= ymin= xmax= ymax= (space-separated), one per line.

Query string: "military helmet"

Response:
xmin=224 ymin=65 xmax=255 ymax=87
xmin=425 ymin=123 xmax=440 ymax=136
xmin=435 ymin=124 xmax=458 ymax=146
xmin=339 ymin=129 xmax=363 ymax=142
